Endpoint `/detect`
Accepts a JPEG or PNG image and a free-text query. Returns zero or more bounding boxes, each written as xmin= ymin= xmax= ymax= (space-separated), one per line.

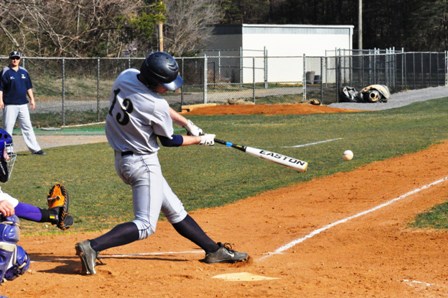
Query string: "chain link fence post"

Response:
xmin=320 ymin=57 xmax=324 ymax=102
xmin=445 ymin=51 xmax=448 ymax=86
xmin=302 ymin=53 xmax=306 ymax=102
xmin=252 ymin=57 xmax=256 ymax=103
xmin=96 ymin=58 xmax=101 ymax=122
xmin=203 ymin=54 xmax=208 ymax=104
xmin=180 ymin=57 xmax=185 ymax=109
xmin=264 ymin=47 xmax=268 ymax=89
xmin=61 ymin=58 xmax=66 ymax=126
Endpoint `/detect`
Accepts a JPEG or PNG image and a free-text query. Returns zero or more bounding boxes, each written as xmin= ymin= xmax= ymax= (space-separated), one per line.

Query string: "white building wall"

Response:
xmin=241 ymin=24 xmax=353 ymax=84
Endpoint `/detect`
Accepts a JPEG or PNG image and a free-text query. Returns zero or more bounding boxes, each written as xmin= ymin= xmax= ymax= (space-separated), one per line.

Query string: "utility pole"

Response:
xmin=157 ymin=0 xmax=165 ymax=52
xmin=158 ymin=21 xmax=164 ymax=52
xmin=358 ymin=0 xmax=363 ymax=50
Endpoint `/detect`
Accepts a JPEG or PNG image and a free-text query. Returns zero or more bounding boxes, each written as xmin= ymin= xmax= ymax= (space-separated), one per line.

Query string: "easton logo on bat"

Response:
xmin=214 ymin=138 xmax=308 ymax=172
xmin=258 ymin=150 xmax=307 ymax=166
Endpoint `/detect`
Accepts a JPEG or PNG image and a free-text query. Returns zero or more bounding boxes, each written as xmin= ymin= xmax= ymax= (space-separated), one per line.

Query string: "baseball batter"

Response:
xmin=75 ymin=52 xmax=248 ymax=275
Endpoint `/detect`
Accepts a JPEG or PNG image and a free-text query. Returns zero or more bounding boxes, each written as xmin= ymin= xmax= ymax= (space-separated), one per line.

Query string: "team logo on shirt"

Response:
xmin=21 ymin=74 xmax=26 ymax=79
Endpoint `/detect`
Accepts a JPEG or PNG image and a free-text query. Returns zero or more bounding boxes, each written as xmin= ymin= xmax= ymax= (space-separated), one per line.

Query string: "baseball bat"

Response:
xmin=214 ymin=138 xmax=308 ymax=172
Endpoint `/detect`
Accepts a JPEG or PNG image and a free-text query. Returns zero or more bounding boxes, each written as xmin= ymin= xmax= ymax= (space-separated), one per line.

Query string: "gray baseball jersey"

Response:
xmin=105 ymin=68 xmax=174 ymax=154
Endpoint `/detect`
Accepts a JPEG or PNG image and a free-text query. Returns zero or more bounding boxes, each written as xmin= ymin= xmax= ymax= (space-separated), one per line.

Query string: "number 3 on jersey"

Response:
xmin=109 ymin=88 xmax=134 ymax=125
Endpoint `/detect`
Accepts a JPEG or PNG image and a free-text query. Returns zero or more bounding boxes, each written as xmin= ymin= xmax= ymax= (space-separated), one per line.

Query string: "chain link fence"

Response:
xmin=0 ymin=49 xmax=446 ymax=127
xmin=304 ymin=50 xmax=447 ymax=104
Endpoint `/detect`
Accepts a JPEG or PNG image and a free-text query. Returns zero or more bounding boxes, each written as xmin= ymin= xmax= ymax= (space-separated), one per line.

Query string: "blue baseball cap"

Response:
xmin=9 ymin=51 xmax=22 ymax=59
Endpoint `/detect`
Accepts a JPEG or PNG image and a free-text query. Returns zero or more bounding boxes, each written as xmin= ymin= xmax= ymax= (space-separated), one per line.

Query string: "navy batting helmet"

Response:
xmin=139 ymin=52 xmax=183 ymax=91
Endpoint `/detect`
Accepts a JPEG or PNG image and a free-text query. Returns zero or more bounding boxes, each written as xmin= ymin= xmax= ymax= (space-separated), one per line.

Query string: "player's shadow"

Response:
xmin=28 ymin=253 xmax=82 ymax=275
xmin=28 ymin=253 xmax=191 ymax=275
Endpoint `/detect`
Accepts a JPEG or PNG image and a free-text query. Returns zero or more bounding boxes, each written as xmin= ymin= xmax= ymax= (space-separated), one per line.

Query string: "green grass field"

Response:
xmin=7 ymin=97 xmax=448 ymax=234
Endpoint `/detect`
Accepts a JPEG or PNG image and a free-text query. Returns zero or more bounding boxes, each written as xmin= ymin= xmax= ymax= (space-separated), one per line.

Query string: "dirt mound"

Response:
xmin=182 ymin=103 xmax=360 ymax=115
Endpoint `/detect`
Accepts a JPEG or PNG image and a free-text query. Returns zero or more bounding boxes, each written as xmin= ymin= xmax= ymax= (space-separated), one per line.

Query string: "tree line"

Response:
xmin=0 ymin=0 xmax=445 ymax=58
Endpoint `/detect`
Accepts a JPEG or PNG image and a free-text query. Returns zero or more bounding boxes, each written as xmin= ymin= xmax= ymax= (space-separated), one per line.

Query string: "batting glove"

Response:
xmin=199 ymin=134 xmax=215 ymax=146
xmin=184 ymin=120 xmax=203 ymax=136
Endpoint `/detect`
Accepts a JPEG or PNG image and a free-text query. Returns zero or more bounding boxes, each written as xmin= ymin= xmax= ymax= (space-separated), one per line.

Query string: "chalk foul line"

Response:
xmin=259 ymin=175 xmax=448 ymax=262
xmin=283 ymin=138 xmax=343 ymax=148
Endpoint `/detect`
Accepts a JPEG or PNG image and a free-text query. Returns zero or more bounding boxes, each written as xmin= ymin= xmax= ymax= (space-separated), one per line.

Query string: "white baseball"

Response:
xmin=342 ymin=150 xmax=354 ymax=161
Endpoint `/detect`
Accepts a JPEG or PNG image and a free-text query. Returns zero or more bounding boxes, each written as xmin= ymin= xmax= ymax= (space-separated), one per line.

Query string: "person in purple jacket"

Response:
xmin=0 ymin=51 xmax=44 ymax=155
xmin=0 ymin=128 xmax=72 ymax=283
xmin=0 ymin=128 xmax=72 ymax=227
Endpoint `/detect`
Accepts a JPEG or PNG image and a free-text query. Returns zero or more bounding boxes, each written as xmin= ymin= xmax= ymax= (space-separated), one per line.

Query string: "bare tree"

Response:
xmin=0 ymin=0 xmax=143 ymax=57
xmin=164 ymin=0 xmax=224 ymax=55
xmin=0 ymin=0 xmax=223 ymax=57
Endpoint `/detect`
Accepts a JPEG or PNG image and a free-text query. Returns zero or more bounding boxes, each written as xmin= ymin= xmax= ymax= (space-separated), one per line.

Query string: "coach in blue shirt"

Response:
xmin=0 ymin=51 xmax=44 ymax=155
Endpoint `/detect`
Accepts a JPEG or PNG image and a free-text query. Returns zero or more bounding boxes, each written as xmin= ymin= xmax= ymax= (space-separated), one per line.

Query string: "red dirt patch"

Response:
xmin=182 ymin=103 xmax=360 ymax=115
xmin=3 ymin=104 xmax=448 ymax=297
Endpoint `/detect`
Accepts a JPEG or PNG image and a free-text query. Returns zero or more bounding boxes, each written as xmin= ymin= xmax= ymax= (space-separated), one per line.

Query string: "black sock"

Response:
xmin=90 ymin=222 xmax=140 ymax=252
xmin=172 ymin=215 xmax=219 ymax=253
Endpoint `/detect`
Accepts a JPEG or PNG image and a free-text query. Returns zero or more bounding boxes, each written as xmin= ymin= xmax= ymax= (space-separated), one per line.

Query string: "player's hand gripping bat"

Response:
xmin=214 ymin=138 xmax=308 ymax=172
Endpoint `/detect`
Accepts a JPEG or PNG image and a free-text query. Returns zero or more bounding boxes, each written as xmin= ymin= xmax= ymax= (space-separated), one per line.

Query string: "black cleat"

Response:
xmin=32 ymin=150 xmax=46 ymax=155
xmin=202 ymin=242 xmax=248 ymax=264
xmin=75 ymin=240 xmax=99 ymax=275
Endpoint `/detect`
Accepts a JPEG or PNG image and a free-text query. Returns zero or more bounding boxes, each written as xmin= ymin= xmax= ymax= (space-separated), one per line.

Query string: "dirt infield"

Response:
xmin=180 ymin=102 xmax=361 ymax=115
xmin=3 ymin=103 xmax=448 ymax=297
